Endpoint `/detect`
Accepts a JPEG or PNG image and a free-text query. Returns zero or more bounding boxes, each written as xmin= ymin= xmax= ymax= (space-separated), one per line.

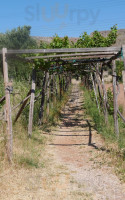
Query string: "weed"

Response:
xmin=16 ymin=155 xmax=40 ymax=168
xmin=82 ymin=87 xmax=125 ymax=181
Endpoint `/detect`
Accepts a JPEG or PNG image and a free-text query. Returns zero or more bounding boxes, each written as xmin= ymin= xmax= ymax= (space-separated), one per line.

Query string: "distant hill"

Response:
xmin=32 ymin=29 xmax=125 ymax=47
xmin=32 ymin=36 xmax=79 ymax=45
xmin=98 ymin=29 xmax=125 ymax=46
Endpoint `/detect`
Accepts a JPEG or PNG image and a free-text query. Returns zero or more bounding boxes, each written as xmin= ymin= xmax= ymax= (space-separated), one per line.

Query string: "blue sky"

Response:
xmin=1 ymin=0 xmax=125 ymax=37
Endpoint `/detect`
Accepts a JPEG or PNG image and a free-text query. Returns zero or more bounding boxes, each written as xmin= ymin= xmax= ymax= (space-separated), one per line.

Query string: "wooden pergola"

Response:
xmin=1 ymin=46 xmax=125 ymax=162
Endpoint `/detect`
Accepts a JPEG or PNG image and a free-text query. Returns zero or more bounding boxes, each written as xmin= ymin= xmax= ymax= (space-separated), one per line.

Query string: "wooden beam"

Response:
xmin=14 ymin=90 xmax=31 ymax=123
xmin=61 ymin=58 xmax=111 ymax=63
xmin=2 ymin=48 xmax=13 ymax=163
xmin=0 ymin=96 xmax=5 ymax=104
xmin=12 ymin=94 xmax=31 ymax=111
xmin=28 ymin=69 xmax=36 ymax=137
xmin=26 ymin=52 xmax=117 ymax=60
xmin=42 ymin=56 xmax=112 ymax=63
xmin=117 ymin=109 xmax=125 ymax=123
xmin=103 ymin=51 xmax=121 ymax=67
xmin=112 ymin=60 xmax=119 ymax=136
xmin=4 ymin=47 xmax=121 ymax=55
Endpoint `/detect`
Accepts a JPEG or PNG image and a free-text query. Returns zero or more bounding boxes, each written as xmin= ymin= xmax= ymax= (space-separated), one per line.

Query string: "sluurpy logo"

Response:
xmin=25 ymin=3 xmax=100 ymax=26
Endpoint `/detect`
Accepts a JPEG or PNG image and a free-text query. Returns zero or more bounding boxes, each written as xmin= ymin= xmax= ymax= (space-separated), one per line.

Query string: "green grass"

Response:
xmin=13 ymin=124 xmax=46 ymax=169
xmin=16 ymin=156 xmax=40 ymax=168
xmin=82 ymin=87 xmax=125 ymax=181
xmin=0 ymin=77 xmax=71 ymax=169
xmin=82 ymin=87 xmax=125 ymax=152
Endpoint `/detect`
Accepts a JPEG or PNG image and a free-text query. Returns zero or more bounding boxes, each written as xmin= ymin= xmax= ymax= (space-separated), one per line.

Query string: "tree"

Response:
xmin=39 ymin=41 xmax=49 ymax=49
xmin=0 ymin=26 xmax=37 ymax=49
xmin=76 ymin=25 xmax=118 ymax=48
xmin=116 ymin=61 xmax=124 ymax=82
xmin=0 ymin=26 xmax=37 ymax=80
xmin=50 ymin=35 xmax=71 ymax=48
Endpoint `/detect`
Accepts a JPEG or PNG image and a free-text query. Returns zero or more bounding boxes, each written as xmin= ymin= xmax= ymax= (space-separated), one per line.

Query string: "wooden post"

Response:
xmin=112 ymin=60 xmax=119 ymax=136
xmin=122 ymin=45 xmax=125 ymax=115
xmin=46 ymin=72 xmax=50 ymax=117
xmin=91 ymin=73 xmax=100 ymax=112
xmin=87 ymin=120 xmax=92 ymax=145
xmin=39 ymin=72 xmax=46 ymax=125
xmin=2 ymin=48 xmax=13 ymax=163
xmin=62 ymin=75 xmax=65 ymax=93
xmin=55 ymin=74 xmax=58 ymax=96
xmin=53 ymin=73 xmax=57 ymax=104
xmin=64 ymin=75 xmax=67 ymax=91
xmin=122 ymin=71 xmax=125 ymax=115
xmin=101 ymin=73 xmax=108 ymax=123
xmin=122 ymin=71 xmax=125 ymax=97
xmin=50 ymin=74 xmax=54 ymax=108
xmin=59 ymin=74 xmax=62 ymax=100
xmin=94 ymin=71 xmax=103 ymax=105
xmin=122 ymin=46 xmax=125 ymax=96
xmin=97 ymin=64 xmax=108 ymax=124
xmin=28 ymin=69 xmax=36 ymax=137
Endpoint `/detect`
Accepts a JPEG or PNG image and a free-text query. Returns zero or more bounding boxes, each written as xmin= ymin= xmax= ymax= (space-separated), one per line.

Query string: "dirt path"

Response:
xmin=46 ymin=80 xmax=125 ymax=200
xmin=0 ymin=80 xmax=125 ymax=200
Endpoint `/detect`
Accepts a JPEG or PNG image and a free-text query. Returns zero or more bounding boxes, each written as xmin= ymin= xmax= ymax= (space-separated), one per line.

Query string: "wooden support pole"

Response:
xmin=87 ymin=120 xmax=92 ymax=145
xmin=122 ymin=71 xmax=125 ymax=115
xmin=39 ymin=72 xmax=46 ymax=125
xmin=91 ymin=73 xmax=100 ymax=112
xmin=55 ymin=74 xmax=58 ymax=96
xmin=0 ymin=96 xmax=5 ymax=104
xmin=62 ymin=75 xmax=65 ymax=92
xmin=46 ymin=72 xmax=50 ymax=117
xmin=122 ymin=45 xmax=125 ymax=115
xmin=96 ymin=64 xmax=108 ymax=124
xmin=2 ymin=48 xmax=13 ymax=163
xmin=50 ymin=74 xmax=54 ymax=108
xmin=64 ymin=75 xmax=67 ymax=91
xmin=59 ymin=74 xmax=62 ymax=100
xmin=122 ymin=46 xmax=125 ymax=96
xmin=14 ymin=90 xmax=31 ymax=123
xmin=122 ymin=71 xmax=125 ymax=97
xmin=65 ymin=74 xmax=68 ymax=91
xmin=101 ymin=73 xmax=108 ymax=124
xmin=94 ymin=70 xmax=103 ymax=104
xmin=53 ymin=73 xmax=57 ymax=104
xmin=112 ymin=60 xmax=119 ymax=136
xmin=28 ymin=69 xmax=36 ymax=137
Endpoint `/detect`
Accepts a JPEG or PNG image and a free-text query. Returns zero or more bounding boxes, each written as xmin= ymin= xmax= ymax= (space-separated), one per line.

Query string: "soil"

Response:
xmin=0 ymin=80 xmax=125 ymax=200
